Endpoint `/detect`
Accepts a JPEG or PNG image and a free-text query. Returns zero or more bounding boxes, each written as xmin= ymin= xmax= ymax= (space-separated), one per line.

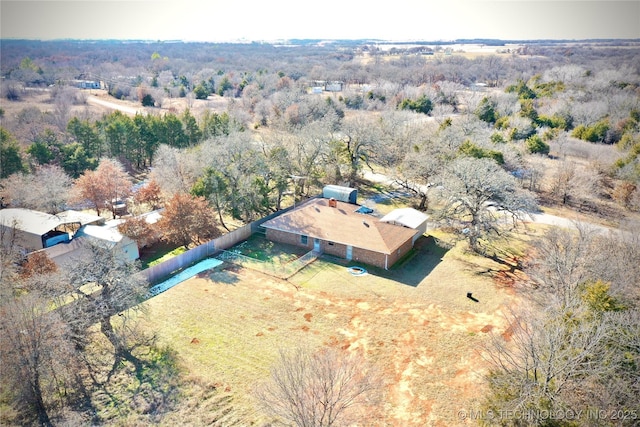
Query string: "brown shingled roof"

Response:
xmin=261 ymin=198 xmax=418 ymax=254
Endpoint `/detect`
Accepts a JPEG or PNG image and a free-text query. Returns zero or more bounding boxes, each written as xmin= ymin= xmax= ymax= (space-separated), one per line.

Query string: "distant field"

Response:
xmin=138 ymin=230 xmax=538 ymax=425
xmin=1 ymin=87 xmax=229 ymax=130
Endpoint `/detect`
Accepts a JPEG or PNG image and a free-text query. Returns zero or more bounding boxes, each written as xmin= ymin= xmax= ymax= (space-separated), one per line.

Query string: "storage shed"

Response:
xmin=322 ymin=185 xmax=358 ymax=204
xmin=379 ymin=208 xmax=428 ymax=243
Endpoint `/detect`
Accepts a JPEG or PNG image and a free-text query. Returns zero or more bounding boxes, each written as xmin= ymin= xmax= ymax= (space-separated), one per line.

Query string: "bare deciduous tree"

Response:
xmin=395 ymin=139 xmax=444 ymax=211
xmin=549 ymin=159 xmax=599 ymax=207
xmin=484 ymin=224 xmax=640 ymax=426
xmin=0 ymin=164 xmax=72 ymax=214
xmin=588 ymin=221 xmax=640 ymax=305
xmin=65 ymin=241 xmax=148 ymax=374
xmin=482 ymin=302 xmax=637 ymax=426
xmin=0 ymin=218 xmax=22 ymax=298
xmin=51 ymin=86 xmax=75 ymax=132
xmin=519 ymin=154 xmax=546 ymax=192
xmin=524 ymin=224 xmax=596 ymax=305
xmin=150 ymin=145 xmax=203 ymax=197
xmin=256 ymin=347 xmax=382 ymax=427
xmin=0 ymin=293 xmax=78 ymax=427
xmin=437 ymin=157 xmax=537 ymax=253
xmin=335 ymin=113 xmax=383 ymax=185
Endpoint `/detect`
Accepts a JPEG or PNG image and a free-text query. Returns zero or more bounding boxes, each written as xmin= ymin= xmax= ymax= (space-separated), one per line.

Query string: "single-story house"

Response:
xmin=75 ymin=80 xmax=102 ymax=89
xmin=39 ymin=224 xmax=139 ymax=268
xmin=260 ymin=198 xmax=425 ymax=270
xmin=311 ymin=80 xmax=344 ymax=92
xmin=74 ymin=224 xmax=139 ymax=262
xmin=0 ymin=208 xmax=104 ymax=252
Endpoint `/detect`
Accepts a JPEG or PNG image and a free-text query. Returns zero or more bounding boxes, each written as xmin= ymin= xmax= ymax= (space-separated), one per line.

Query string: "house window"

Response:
xmin=301 ymin=235 xmax=308 ymax=245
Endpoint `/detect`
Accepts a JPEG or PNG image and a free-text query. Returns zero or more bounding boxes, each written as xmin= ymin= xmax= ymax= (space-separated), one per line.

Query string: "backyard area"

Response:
xmin=215 ymin=234 xmax=317 ymax=279
xmin=138 ymin=241 xmax=187 ymax=269
xmin=137 ymin=228 xmax=533 ymax=425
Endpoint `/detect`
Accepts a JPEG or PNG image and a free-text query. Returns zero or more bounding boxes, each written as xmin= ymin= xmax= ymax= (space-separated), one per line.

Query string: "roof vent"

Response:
xmin=328 ymin=198 xmax=337 ymax=208
xmin=363 ymin=220 xmax=369 ymax=228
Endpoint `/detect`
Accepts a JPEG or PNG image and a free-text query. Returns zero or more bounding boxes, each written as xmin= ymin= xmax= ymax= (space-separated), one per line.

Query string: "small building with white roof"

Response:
xmin=379 ymin=208 xmax=428 ymax=244
xmin=74 ymin=224 xmax=139 ymax=262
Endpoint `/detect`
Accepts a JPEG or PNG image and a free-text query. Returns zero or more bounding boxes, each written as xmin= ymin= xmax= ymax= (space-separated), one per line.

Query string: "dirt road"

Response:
xmin=86 ymin=95 xmax=146 ymax=115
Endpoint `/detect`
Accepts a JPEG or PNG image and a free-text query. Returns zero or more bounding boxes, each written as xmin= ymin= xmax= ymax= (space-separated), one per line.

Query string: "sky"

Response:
xmin=1 ymin=1 xmax=639 ymax=42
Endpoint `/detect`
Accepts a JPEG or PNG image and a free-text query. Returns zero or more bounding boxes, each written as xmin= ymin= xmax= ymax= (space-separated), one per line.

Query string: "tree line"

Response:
xmin=1 ymin=109 xmax=236 ymax=179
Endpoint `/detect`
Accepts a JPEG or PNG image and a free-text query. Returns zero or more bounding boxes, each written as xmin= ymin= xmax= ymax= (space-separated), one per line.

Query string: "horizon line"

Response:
xmin=3 ymin=37 xmax=640 ymax=44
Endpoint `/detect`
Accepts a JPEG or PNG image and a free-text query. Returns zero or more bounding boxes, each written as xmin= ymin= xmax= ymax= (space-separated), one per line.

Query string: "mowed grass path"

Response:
xmin=139 ymin=233 xmax=533 ymax=425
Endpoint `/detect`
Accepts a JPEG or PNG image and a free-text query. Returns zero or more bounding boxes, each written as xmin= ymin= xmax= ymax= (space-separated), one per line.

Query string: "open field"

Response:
xmin=138 ymin=229 xmax=539 ymax=425
xmin=1 ymin=87 xmax=230 ymax=126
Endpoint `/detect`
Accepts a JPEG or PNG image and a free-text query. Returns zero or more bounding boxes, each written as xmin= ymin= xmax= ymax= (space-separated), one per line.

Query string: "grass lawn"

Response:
xmin=232 ymin=233 xmax=308 ymax=262
xmin=136 ymin=227 xmax=540 ymax=425
xmin=139 ymin=242 xmax=186 ymax=269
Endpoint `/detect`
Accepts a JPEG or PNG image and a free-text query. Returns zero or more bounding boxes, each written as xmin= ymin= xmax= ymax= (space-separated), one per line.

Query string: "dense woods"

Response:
xmin=1 ymin=39 xmax=639 ymax=425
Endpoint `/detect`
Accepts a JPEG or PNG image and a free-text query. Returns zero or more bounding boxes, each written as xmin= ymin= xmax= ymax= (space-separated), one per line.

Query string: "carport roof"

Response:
xmin=56 ymin=210 xmax=104 ymax=227
xmin=0 ymin=208 xmax=104 ymax=236
xmin=0 ymin=208 xmax=66 ymax=236
xmin=379 ymin=208 xmax=428 ymax=229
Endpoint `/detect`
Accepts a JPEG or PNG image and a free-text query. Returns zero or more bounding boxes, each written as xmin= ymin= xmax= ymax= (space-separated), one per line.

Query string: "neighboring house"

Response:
xmin=0 ymin=208 xmax=104 ymax=252
xmin=261 ymin=196 xmax=426 ymax=270
xmin=74 ymin=224 xmax=139 ymax=262
xmin=40 ymin=224 xmax=139 ymax=269
xmin=75 ymin=80 xmax=102 ymax=89
xmin=325 ymin=81 xmax=343 ymax=92
xmin=311 ymin=80 xmax=344 ymax=92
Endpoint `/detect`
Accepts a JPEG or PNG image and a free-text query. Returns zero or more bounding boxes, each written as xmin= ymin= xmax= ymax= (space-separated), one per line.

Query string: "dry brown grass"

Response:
xmin=137 ymin=228 xmax=542 ymax=425
xmin=1 ymin=88 xmax=229 ymax=123
xmin=2 ymin=89 xmax=91 ymax=119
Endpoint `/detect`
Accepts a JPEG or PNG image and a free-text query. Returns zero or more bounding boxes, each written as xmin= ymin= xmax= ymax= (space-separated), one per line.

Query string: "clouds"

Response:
xmin=1 ymin=1 xmax=638 ymax=41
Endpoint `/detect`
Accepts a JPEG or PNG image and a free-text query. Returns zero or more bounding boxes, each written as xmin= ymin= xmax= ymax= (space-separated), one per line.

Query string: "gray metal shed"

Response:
xmin=322 ymin=185 xmax=357 ymax=204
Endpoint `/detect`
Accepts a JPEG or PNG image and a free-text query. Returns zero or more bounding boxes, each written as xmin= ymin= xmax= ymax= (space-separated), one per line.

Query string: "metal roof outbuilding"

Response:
xmin=322 ymin=185 xmax=357 ymax=204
